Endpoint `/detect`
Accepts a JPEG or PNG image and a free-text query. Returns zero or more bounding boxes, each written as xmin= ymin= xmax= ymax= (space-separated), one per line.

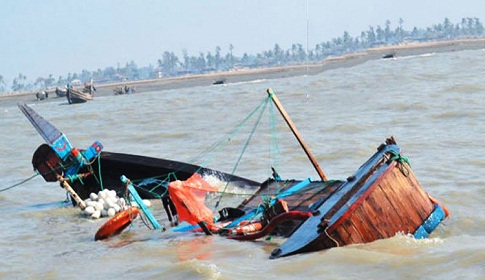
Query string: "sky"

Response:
xmin=1 ymin=0 xmax=484 ymax=84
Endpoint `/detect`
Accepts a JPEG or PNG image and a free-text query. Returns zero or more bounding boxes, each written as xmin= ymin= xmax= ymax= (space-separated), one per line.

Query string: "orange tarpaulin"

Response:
xmin=168 ymin=174 xmax=219 ymax=226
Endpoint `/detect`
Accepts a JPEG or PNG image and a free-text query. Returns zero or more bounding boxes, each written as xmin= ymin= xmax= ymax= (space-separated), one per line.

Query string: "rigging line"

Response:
xmin=190 ymin=98 xmax=269 ymax=170
xmin=214 ymin=97 xmax=271 ymax=209
xmin=95 ymin=152 xmax=104 ymax=189
xmin=121 ymin=97 xmax=271 ymax=187
xmin=0 ymin=173 xmax=39 ymax=192
xmin=186 ymin=96 xmax=272 ymax=169
xmin=268 ymin=99 xmax=281 ymax=181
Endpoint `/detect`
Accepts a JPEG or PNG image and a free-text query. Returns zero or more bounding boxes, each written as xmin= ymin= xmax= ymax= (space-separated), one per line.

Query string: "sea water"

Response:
xmin=0 ymin=49 xmax=484 ymax=279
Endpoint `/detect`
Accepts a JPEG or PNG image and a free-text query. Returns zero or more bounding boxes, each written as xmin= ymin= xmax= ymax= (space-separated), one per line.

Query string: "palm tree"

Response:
xmin=12 ymin=73 xmax=27 ymax=91
xmin=158 ymin=51 xmax=179 ymax=76
xmin=227 ymin=44 xmax=235 ymax=68
xmin=0 ymin=75 xmax=5 ymax=93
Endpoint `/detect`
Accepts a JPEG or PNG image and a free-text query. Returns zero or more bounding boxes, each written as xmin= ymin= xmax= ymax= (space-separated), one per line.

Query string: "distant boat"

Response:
xmin=55 ymin=87 xmax=67 ymax=97
xmin=66 ymin=80 xmax=95 ymax=104
xmin=382 ymin=53 xmax=396 ymax=59
xmin=35 ymin=91 xmax=48 ymax=101
xmin=113 ymin=85 xmax=135 ymax=95
xmin=66 ymin=88 xmax=93 ymax=104
xmin=213 ymin=79 xmax=226 ymax=85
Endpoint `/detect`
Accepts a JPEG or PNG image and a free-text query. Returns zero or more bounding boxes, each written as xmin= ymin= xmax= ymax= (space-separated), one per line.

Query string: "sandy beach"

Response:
xmin=2 ymin=38 xmax=485 ymax=104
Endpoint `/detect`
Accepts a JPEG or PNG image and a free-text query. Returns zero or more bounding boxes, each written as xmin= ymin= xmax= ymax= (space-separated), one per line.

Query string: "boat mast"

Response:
xmin=267 ymin=88 xmax=328 ymax=181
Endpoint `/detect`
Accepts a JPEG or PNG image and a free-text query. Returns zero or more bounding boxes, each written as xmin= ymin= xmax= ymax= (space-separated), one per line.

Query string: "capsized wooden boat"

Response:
xmin=266 ymin=90 xmax=447 ymax=257
xmin=19 ymin=86 xmax=449 ymax=258
xmin=166 ymin=136 xmax=448 ymax=257
xmin=167 ymin=89 xmax=449 ymax=258
xmin=269 ymin=136 xmax=448 ymax=258
xmin=19 ymin=103 xmax=260 ymax=205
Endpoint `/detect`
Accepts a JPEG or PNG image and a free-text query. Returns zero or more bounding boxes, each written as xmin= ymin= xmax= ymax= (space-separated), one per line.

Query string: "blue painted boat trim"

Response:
xmin=414 ymin=204 xmax=445 ymax=239
xmin=327 ymin=154 xmax=392 ymax=226
xmin=271 ymin=178 xmax=313 ymax=203
xmin=413 ymin=225 xmax=429 ymax=238
xmin=51 ymin=134 xmax=72 ymax=161
xmin=83 ymin=141 xmax=103 ymax=161
xmin=171 ymin=224 xmax=200 ymax=232
xmin=121 ymin=175 xmax=163 ymax=230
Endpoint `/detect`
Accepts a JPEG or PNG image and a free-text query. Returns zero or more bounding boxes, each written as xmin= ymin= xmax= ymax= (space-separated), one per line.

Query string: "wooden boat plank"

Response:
xmin=272 ymin=144 xmax=401 ymax=258
xmin=365 ymin=186 xmax=407 ymax=236
xmin=357 ymin=198 xmax=388 ymax=239
xmin=399 ymin=166 xmax=434 ymax=220
xmin=332 ymin=188 xmax=386 ymax=245
xmin=381 ymin=165 xmax=431 ymax=230
xmin=378 ymin=168 xmax=418 ymax=229
xmin=353 ymin=210 xmax=382 ymax=243
xmin=338 ymin=219 xmax=364 ymax=244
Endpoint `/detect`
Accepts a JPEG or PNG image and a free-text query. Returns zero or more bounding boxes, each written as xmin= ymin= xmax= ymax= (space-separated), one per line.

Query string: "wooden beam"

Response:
xmin=267 ymin=88 xmax=328 ymax=181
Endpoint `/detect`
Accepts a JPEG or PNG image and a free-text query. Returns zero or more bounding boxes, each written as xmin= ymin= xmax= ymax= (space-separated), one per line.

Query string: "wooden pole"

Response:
xmin=57 ymin=175 xmax=87 ymax=210
xmin=267 ymin=88 xmax=328 ymax=181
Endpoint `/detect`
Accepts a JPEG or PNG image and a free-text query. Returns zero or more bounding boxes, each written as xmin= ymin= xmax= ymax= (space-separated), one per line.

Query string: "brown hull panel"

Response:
xmin=271 ymin=142 xmax=441 ymax=258
xmin=330 ymin=162 xmax=434 ymax=246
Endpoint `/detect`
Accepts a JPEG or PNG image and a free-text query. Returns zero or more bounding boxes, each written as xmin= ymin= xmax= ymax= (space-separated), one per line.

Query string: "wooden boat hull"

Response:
xmin=31 ymin=144 xmax=261 ymax=205
xmin=225 ymin=178 xmax=344 ymax=237
xmin=67 ymin=88 xmax=92 ymax=104
xmin=36 ymin=91 xmax=48 ymax=100
xmin=70 ymin=150 xmax=261 ymax=202
xmin=20 ymin=97 xmax=448 ymax=258
xmin=271 ymin=140 xmax=447 ymax=258
xmin=55 ymin=87 xmax=67 ymax=97
xmin=20 ymin=102 xmax=258 ymax=205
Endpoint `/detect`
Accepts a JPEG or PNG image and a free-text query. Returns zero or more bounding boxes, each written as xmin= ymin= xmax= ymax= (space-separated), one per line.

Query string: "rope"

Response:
xmin=187 ymin=95 xmax=273 ymax=171
xmin=66 ymin=174 xmax=85 ymax=184
xmin=215 ymin=96 xmax=271 ymax=208
xmin=86 ymin=95 xmax=279 ymax=212
xmin=96 ymin=153 xmax=104 ymax=190
xmin=386 ymin=150 xmax=411 ymax=176
xmin=325 ymin=227 xmax=339 ymax=247
xmin=0 ymin=173 xmax=39 ymax=192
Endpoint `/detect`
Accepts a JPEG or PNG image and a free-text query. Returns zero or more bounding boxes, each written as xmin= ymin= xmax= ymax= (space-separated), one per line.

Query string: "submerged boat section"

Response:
xmin=271 ymin=137 xmax=448 ymax=258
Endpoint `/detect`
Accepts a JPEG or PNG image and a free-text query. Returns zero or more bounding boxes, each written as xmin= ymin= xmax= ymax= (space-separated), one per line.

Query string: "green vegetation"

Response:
xmin=1 ymin=17 xmax=484 ymax=94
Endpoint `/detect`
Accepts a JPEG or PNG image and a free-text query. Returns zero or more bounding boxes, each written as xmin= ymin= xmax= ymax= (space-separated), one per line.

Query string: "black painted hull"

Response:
xmin=69 ymin=150 xmax=261 ymax=203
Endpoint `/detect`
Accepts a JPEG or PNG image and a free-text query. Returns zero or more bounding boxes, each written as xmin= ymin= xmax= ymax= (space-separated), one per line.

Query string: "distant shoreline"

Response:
xmin=2 ymin=37 xmax=485 ymax=104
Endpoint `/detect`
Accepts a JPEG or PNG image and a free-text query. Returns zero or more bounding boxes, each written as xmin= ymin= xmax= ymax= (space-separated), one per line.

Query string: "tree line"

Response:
xmin=1 ymin=17 xmax=483 ymax=94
